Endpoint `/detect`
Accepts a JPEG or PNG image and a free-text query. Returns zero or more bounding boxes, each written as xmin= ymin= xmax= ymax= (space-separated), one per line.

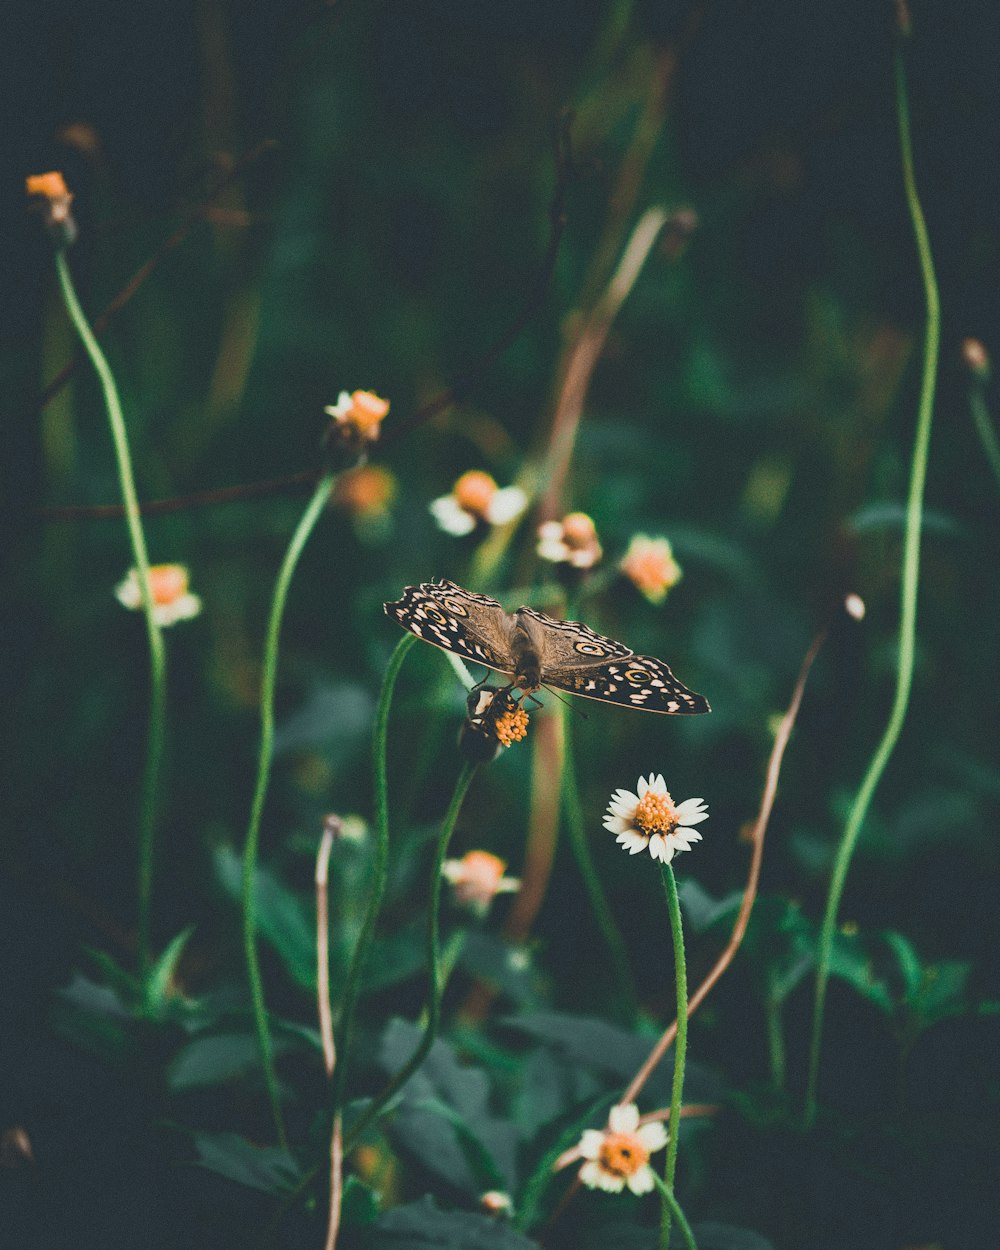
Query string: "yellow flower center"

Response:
xmin=147 ymin=564 xmax=189 ymax=605
xmin=598 ymin=1131 xmax=649 ymax=1178
xmin=347 ymin=390 xmax=390 ymax=439
xmin=561 ymin=511 xmax=597 ymax=548
xmin=26 ymin=171 xmax=71 ymax=202
xmin=494 ymin=706 xmax=529 ymax=746
xmin=633 ymin=790 xmax=677 ymax=836
xmin=454 ymin=470 xmax=498 ymax=518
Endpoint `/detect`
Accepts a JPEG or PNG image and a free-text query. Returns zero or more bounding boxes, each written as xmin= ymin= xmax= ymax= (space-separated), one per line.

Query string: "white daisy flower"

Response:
xmin=430 ymin=470 xmax=528 ymax=536
xmin=114 ymin=564 xmax=201 ymax=628
xmin=323 ymin=389 xmax=389 ymax=443
xmin=620 ymin=534 xmax=682 ymax=604
xmin=603 ymin=774 xmax=708 ymax=864
xmin=577 ymin=1103 xmax=668 ymax=1195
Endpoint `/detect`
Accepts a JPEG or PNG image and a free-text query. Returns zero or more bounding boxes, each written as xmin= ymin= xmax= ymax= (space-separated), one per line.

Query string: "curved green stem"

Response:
xmin=651 ymin=1173 xmax=698 ymax=1250
xmin=561 ymin=713 xmax=638 ymax=1022
xmin=330 ymin=632 xmax=416 ymax=1119
xmin=344 ymin=761 xmax=477 ymax=1150
xmin=242 ymin=471 xmax=336 ymax=1148
xmin=55 ymin=250 xmax=167 ymax=976
xmin=968 ymin=383 xmax=1000 ymax=492
xmin=659 ymin=863 xmax=688 ymax=1249
xmin=804 ymin=43 xmax=939 ymax=1125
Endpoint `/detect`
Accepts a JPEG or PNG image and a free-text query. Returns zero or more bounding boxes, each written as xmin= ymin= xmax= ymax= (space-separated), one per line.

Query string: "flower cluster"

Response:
xmin=536 ymin=511 xmax=602 ymax=569
xmin=604 ymin=774 xmax=707 ymax=864
xmin=324 ymin=389 xmax=390 ymax=450
xmin=26 ymin=171 xmax=77 ymax=246
xmin=619 ymin=534 xmax=682 ymax=604
xmin=458 ymin=686 xmax=529 ymax=763
xmin=115 ymin=564 xmax=201 ymax=628
xmin=430 ymin=470 xmax=527 ymax=536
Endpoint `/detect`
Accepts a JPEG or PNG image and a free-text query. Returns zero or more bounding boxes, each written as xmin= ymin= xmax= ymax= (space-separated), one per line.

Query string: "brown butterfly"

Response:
xmin=384 ymin=580 xmax=710 ymax=714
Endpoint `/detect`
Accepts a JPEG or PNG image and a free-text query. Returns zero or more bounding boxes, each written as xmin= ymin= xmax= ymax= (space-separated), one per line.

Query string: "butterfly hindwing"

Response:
xmin=544 ymin=653 xmax=711 ymax=715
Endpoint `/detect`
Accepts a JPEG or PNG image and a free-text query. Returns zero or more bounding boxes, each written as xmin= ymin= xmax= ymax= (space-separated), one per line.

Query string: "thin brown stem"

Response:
xmin=316 ymin=816 xmax=338 ymax=1079
xmin=538 ymin=205 xmax=670 ymax=524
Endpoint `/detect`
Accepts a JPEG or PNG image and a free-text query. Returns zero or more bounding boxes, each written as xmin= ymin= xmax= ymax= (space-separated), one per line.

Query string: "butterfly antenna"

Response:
xmin=541 ymin=685 xmax=589 ymax=720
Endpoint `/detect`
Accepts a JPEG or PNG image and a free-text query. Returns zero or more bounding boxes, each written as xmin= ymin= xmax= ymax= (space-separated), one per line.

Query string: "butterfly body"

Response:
xmin=384 ymin=580 xmax=710 ymax=715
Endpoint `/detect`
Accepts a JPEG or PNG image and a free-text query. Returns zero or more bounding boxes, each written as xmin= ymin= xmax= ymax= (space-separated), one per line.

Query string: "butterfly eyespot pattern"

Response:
xmin=384 ymin=579 xmax=710 ymax=716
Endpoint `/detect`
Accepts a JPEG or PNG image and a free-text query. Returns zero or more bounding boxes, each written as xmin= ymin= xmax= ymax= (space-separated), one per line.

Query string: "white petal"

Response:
xmin=617 ymin=832 xmax=649 ymax=855
xmin=537 ymin=539 xmax=569 ymax=563
xmin=626 ymin=1165 xmax=655 ymax=1196
xmin=596 ymin=1168 xmax=625 ymax=1193
xmin=609 ymin=790 xmax=639 ymax=815
xmin=537 ymin=521 xmax=563 ymax=541
xmin=496 ymin=876 xmax=521 ymax=893
xmin=441 ymin=860 xmax=463 ymax=882
xmin=637 ymin=1122 xmax=668 ymax=1152
xmin=155 ymin=593 xmax=201 ymax=626
xmin=577 ymin=1130 xmax=605 ymax=1161
xmin=649 ymin=774 xmax=668 ymax=794
xmin=637 ymin=776 xmax=650 ymax=797
xmin=486 ymin=486 xmax=528 ymax=524
xmin=603 ymin=815 xmax=631 ymax=835
xmin=673 ymin=827 xmax=703 ymax=846
xmin=429 ymin=496 xmax=477 ymax=535
xmin=674 ymin=798 xmax=709 ymax=824
xmin=578 ymin=1160 xmax=604 ymax=1190
xmin=649 ymin=835 xmax=674 ymax=864
xmin=608 ymin=1104 xmax=640 ymax=1134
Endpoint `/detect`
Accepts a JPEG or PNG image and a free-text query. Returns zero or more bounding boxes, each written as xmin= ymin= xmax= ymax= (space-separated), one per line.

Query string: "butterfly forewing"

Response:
xmin=384 ymin=580 xmax=517 ymax=676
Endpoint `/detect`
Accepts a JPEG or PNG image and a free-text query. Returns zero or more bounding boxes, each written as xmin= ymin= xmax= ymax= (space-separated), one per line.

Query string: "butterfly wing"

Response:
xmin=544 ymin=653 xmax=711 ymax=714
xmin=517 ymin=606 xmax=634 ymax=665
xmin=384 ymin=580 xmax=516 ymax=675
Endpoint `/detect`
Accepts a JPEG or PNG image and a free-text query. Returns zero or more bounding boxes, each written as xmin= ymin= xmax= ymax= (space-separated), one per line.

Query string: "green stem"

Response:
xmin=561 ymin=713 xmax=638 ymax=1022
xmin=344 ymin=761 xmax=477 ymax=1150
xmin=651 ymin=1173 xmax=698 ymax=1250
xmin=331 ymin=633 xmax=415 ymax=1120
xmin=765 ymin=975 xmax=787 ymax=1091
xmin=242 ymin=471 xmax=336 ymax=1149
xmin=54 ymin=250 xmax=167 ymax=976
xmin=968 ymin=383 xmax=1000 ymax=492
xmin=660 ymin=863 xmax=688 ymax=1250
xmin=804 ymin=43 xmax=940 ymax=1125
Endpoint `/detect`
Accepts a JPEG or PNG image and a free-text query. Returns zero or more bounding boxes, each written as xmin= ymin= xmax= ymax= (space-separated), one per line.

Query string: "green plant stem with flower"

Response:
xmin=805 ymin=38 xmax=940 ymax=1126
xmin=54 ymin=250 xmax=166 ymax=977
xmin=242 ymin=470 xmax=337 ymax=1149
xmin=344 ymin=760 xmax=478 ymax=1150
xmin=660 ymin=863 xmax=689 ymax=1250
xmin=562 ymin=714 xmax=639 ymax=1023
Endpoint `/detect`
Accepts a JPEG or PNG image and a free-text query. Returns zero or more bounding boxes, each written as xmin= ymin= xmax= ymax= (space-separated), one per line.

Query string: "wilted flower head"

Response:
xmin=459 ymin=686 xmax=529 ymax=763
xmin=537 ymin=512 xmax=602 ymax=569
xmin=577 ymin=1104 xmax=667 ymax=1195
xmin=961 ymin=337 xmax=991 ymax=383
xmin=604 ymin=774 xmax=707 ymax=864
xmin=26 ymin=171 xmax=77 ymax=246
xmin=430 ymin=470 xmax=528 ymax=537
xmin=620 ymin=534 xmax=682 ymax=604
xmin=324 ymin=390 xmax=390 ymax=449
xmin=115 ymin=564 xmax=201 ymax=627
xmin=442 ymin=850 xmax=520 ymax=915
xmin=479 ymin=1191 xmax=514 ymax=1216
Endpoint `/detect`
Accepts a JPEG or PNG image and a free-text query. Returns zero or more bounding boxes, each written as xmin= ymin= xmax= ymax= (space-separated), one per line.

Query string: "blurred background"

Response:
xmin=3 ymin=2 xmax=1000 ymax=1247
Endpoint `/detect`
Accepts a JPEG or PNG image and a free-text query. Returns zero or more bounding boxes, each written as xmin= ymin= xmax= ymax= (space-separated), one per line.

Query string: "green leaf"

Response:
xmin=143 ymin=926 xmax=195 ymax=1017
xmin=167 ymin=1031 xmax=290 ymax=1091
xmin=827 ymin=930 xmax=893 ymax=1014
xmin=459 ymin=931 xmax=540 ymax=1006
xmin=378 ymin=1019 xmax=518 ymax=1193
xmin=190 ymin=1130 xmax=301 ymax=1194
xmin=371 ymin=1196 xmax=540 ymax=1248
xmin=880 ymin=929 xmax=924 ymax=1001
xmin=215 ymin=845 xmax=316 ymax=989
xmin=580 ymin=1221 xmax=776 ymax=1250
xmin=677 ymin=879 xmax=742 ymax=935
